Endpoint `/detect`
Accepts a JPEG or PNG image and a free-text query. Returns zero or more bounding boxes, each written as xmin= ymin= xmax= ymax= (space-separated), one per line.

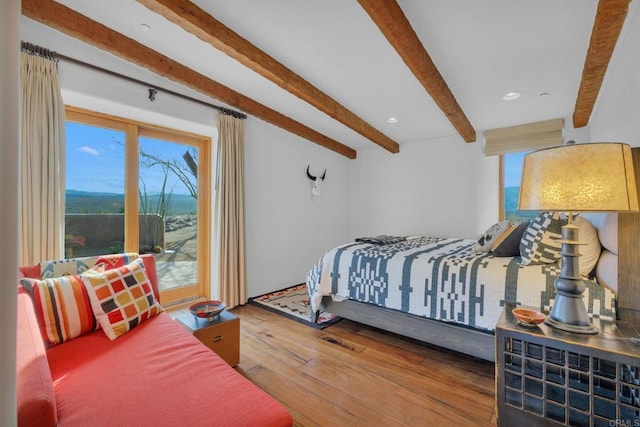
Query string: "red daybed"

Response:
xmin=17 ymin=254 xmax=292 ymax=427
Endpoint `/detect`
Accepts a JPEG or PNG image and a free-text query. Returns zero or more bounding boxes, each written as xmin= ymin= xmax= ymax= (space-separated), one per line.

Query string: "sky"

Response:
xmin=66 ymin=122 xmax=194 ymax=195
xmin=503 ymin=151 xmax=527 ymax=188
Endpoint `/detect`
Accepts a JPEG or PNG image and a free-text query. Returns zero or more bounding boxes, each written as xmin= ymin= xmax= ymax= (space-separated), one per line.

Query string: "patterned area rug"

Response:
xmin=250 ymin=284 xmax=340 ymax=329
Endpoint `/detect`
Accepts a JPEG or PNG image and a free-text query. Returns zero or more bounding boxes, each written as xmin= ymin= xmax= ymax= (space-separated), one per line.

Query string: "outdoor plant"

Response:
xmin=139 ymin=163 xmax=174 ymax=253
xmin=141 ymin=148 xmax=198 ymax=200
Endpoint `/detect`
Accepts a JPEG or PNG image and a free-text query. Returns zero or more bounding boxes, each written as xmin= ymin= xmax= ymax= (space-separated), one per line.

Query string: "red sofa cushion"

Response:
xmin=46 ymin=312 xmax=292 ymax=427
xmin=16 ymin=290 xmax=57 ymax=427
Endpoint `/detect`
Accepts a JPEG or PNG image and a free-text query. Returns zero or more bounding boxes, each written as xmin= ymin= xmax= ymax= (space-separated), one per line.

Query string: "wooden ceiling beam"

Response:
xmin=357 ymin=0 xmax=476 ymax=143
xmin=22 ymin=0 xmax=356 ymax=159
xmin=137 ymin=0 xmax=399 ymax=154
xmin=573 ymin=0 xmax=631 ymax=128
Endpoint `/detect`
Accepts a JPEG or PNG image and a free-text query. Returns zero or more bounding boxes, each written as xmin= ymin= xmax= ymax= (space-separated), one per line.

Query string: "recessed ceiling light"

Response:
xmin=140 ymin=23 xmax=152 ymax=31
xmin=387 ymin=117 xmax=398 ymax=124
xmin=502 ymin=92 xmax=522 ymax=101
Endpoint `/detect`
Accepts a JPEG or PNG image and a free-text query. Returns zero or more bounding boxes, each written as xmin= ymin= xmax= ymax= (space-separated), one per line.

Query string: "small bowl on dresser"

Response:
xmin=189 ymin=300 xmax=226 ymax=321
xmin=512 ymin=308 xmax=546 ymax=328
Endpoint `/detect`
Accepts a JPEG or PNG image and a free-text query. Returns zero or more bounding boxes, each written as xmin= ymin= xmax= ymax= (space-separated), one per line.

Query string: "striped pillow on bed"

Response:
xmin=21 ymin=265 xmax=104 ymax=346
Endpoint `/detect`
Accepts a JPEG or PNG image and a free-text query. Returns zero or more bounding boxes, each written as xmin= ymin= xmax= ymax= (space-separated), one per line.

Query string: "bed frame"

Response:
xmin=323 ymin=147 xmax=640 ymax=362
xmin=322 ymin=297 xmax=496 ymax=360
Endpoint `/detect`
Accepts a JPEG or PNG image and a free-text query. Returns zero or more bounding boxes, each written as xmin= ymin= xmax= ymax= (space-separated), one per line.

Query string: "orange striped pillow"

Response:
xmin=21 ymin=265 xmax=104 ymax=346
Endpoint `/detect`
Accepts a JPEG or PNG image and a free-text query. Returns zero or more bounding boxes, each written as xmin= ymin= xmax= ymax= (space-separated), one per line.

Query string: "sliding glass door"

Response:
xmin=65 ymin=107 xmax=211 ymax=305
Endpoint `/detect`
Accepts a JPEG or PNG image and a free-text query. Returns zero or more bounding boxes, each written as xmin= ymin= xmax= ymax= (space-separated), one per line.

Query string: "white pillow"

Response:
xmin=597 ymin=213 xmax=618 ymax=255
xmin=596 ymin=249 xmax=618 ymax=294
xmin=574 ymin=215 xmax=601 ymax=277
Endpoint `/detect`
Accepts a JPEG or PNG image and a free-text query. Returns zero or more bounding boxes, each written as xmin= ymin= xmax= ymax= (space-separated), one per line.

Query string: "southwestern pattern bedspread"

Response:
xmin=306 ymin=237 xmax=615 ymax=332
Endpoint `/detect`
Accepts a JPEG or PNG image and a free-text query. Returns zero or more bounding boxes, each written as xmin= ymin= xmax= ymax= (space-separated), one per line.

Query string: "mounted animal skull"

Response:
xmin=306 ymin=165 xmax=326 ymax=198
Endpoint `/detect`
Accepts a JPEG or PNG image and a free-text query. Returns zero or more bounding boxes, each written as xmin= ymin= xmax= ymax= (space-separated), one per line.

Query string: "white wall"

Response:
xmin=1 ymin=2 xmax=20 ymax=425
xmin=590 ymin=1 xmax=640 ymax=147
xmin=475 ymin=142 xmax=500 ymax=232
xmin=350 ymin=134 xmax=497 ymax=240
xmin=244 ymin=119 xmax=350 ymax=297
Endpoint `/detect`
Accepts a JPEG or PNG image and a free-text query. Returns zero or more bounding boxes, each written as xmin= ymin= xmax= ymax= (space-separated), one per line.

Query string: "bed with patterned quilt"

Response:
xmin=306 ymin=213 xmax=618 ymax=361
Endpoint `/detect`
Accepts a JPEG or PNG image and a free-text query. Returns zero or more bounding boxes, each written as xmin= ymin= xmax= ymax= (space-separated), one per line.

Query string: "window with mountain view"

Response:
xmin=502 ymin=151 xmax=538 ymax=222
xmin=64 ymin=108 xmax=211 ymax=305
xmin=65 ymin=121 xmax=126 ymax=256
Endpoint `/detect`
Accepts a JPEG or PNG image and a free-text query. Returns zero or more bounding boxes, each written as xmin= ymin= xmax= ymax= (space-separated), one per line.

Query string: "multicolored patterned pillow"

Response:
xmin=81 ymin=258 xmax=162 ymax=340
xmin=20 ymin=265 xmax=104 ymax=346
xmin=519 ymin=212 xmax=566 ymax=265
xmin=40 ymin=253 xmax=140 ymax=279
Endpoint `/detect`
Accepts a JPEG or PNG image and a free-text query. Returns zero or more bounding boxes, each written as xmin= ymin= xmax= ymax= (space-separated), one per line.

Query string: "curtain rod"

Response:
xmin=21 ymin=41 xmax=59 ymax=62
xmin=21 ymin=41 xmax=247 ymax=120
xmin=59 ymin=53 xmax=247 ymax=120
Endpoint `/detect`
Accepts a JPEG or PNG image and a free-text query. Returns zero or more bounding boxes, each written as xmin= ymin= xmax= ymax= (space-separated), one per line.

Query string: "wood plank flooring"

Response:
xmin=172 ymin=304 xmax=496 ymax=426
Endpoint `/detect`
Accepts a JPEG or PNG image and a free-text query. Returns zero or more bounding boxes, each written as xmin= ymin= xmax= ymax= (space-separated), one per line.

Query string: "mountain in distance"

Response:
xmin=66 ymin=189 xmax=123 ymax=197
xmin=66 ymin=190 xmax=197 ymax=215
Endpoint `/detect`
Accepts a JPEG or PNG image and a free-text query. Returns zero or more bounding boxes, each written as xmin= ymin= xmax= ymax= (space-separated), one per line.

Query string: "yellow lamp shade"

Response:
xmin=518 ymin=143 xmax=639 ymax=212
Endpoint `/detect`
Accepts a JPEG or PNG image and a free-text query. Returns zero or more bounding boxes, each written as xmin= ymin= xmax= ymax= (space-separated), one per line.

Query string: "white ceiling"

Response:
xmin=24 ymin=0 xmax=613 ymax=153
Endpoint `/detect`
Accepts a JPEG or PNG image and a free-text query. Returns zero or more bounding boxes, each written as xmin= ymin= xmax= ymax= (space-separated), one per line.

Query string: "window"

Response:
xmin=500 ymin=151 xmax=539 ymax=222
xmin=64 ymin=107 xmax=211 ymax=306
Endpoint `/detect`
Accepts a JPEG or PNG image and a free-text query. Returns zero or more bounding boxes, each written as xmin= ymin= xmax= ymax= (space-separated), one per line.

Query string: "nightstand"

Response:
xmin=176 ymin=311 xmax=240 ymax=366
xmin=495 ymin=304 xmax=640 ymax=426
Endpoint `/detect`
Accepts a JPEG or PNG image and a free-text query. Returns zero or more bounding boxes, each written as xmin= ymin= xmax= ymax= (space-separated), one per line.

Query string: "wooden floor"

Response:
xmin=173 ymin=304 xmax=497 ymax=426
xmin=170 ymin=304 xmax=496 ymax=427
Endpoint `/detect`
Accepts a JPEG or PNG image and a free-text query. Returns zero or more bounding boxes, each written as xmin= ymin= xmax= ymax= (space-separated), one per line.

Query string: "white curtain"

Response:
xmin=20 ymin=51 xmax=66 ymax=265
xmin=215 ymin=113 xmax=246 ymax=308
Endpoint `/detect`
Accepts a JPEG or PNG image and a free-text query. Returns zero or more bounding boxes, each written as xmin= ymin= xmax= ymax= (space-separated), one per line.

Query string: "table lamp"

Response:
xmin=518 ymin=143 xmax=639 ymax=334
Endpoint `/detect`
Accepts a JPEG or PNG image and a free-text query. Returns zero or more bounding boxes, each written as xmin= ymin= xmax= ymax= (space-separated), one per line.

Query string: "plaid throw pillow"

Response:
xmin=81 ymin=258 xmax=162 ymax=340
xmin=519 ymin=212 xmax=566 ymax=265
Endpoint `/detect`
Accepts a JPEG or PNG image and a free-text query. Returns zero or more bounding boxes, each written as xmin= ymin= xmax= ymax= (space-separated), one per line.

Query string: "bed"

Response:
xmin=306 ymin=216 xmax=624 ymax=362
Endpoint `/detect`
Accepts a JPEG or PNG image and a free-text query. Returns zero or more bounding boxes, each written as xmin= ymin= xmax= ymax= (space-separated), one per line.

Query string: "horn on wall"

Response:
xmin=306 ymin=165 xmax=317 ymax=181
